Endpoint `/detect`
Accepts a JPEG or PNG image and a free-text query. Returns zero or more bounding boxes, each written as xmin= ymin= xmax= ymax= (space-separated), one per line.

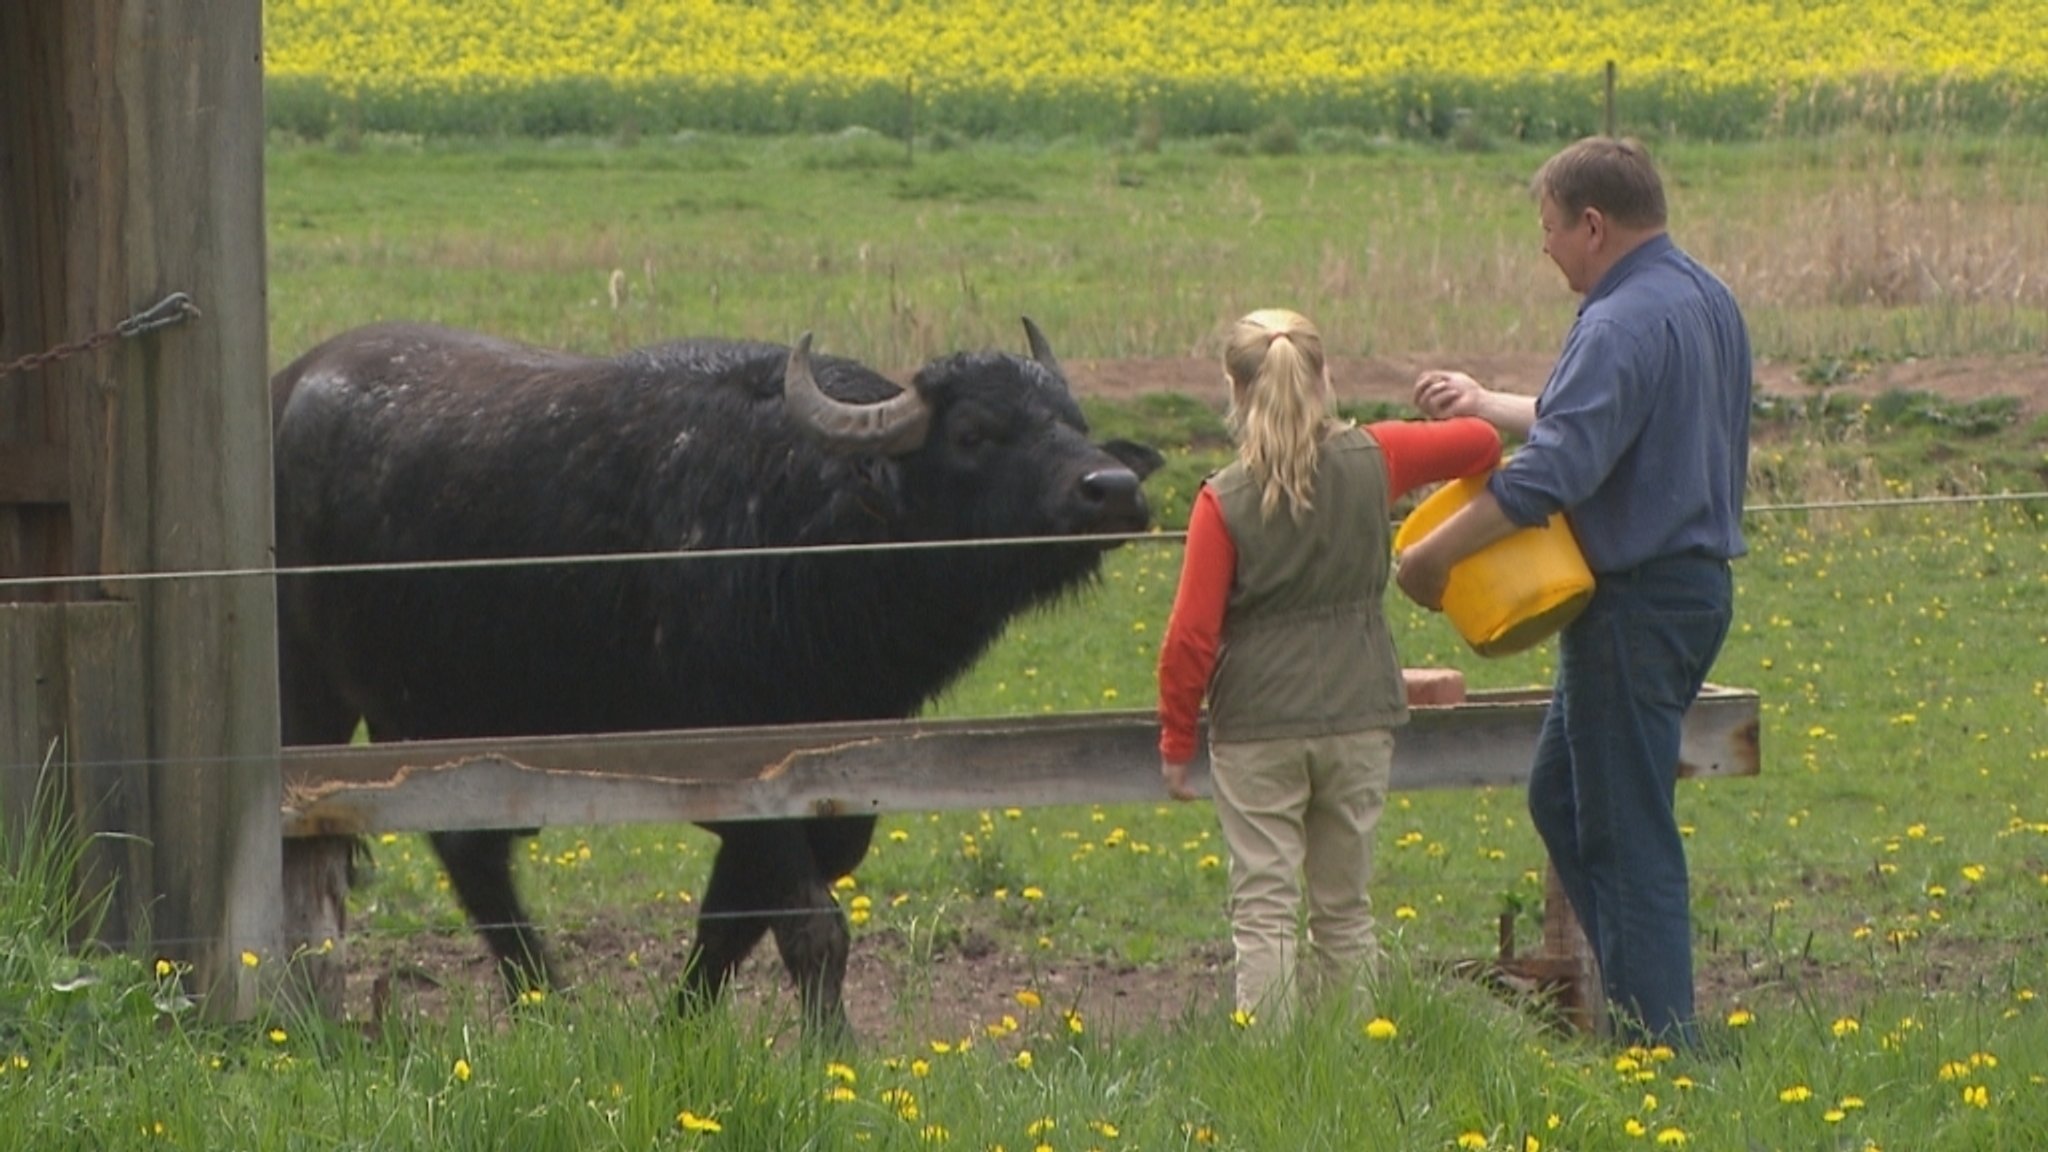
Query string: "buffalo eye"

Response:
xmin=949 ymin=423 xmax=988 ymax=454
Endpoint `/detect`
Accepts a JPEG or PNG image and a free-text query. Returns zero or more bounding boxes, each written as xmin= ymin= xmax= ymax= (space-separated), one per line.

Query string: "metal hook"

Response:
xmin=117 ymin=292 xmax=202 ymax=338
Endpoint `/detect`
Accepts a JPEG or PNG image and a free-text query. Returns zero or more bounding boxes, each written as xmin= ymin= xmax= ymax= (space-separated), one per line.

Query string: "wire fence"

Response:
xmin=3 ymin=488 xmax=2043 ymax=963
xmin=0 ymin=489 xmax=2041 ymax=598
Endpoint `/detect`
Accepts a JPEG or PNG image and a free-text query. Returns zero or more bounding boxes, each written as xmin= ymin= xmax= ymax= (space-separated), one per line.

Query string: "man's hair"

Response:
xmin=1533 ymin=136 xmax=1667 ymax=230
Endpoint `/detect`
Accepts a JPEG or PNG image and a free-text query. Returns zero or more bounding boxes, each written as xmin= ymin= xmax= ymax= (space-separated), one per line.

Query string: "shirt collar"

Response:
xmin=1579 ymin=232 xmax=1674 ymax=314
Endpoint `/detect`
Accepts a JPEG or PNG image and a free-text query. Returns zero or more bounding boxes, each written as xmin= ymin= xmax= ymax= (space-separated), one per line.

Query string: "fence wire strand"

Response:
xmin=0 ymin=489 xmax=2041 ymax=597
xmin=3 ymin=490 xmax=2043 ymax=963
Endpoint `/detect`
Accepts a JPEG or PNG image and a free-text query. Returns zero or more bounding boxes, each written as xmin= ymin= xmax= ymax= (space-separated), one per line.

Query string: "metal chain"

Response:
xmin=0 ymin=292 xmax=201 ymax=378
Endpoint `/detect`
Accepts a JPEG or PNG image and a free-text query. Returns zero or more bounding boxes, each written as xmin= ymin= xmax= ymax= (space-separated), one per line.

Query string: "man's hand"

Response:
xmin=1161 ymin=757 xmax=1199 ymax=802
xmin=1412 ymin=370 xmax=1485 ymax=421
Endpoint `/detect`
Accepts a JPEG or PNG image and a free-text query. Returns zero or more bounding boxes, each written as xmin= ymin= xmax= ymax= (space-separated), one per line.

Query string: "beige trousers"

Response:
xmin=1209 ymin=728 xmax=1394 ymax=1026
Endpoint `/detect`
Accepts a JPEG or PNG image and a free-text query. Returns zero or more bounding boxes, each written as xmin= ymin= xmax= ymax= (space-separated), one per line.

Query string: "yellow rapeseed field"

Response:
xmin=266 ymin=0 xmax=2046 ymax=90
xmin=263 ymin=0 xmax=2048 ymax=137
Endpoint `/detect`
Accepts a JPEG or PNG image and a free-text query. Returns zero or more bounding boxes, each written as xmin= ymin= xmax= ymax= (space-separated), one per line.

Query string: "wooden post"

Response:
xmin=905 ymin=75 xmax=917 ymax=167
xmin=1542 ymin=863 xmax=1607 ymax=1035
xmin=1604 ymin=60 xmax=1618 ymax=138
xmin=0 ymin=0 xmax=281 ymax=1020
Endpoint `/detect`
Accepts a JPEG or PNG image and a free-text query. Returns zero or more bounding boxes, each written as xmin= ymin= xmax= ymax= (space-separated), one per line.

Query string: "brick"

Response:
xmin=1402 ymin=667 xmax=1468 ymax=707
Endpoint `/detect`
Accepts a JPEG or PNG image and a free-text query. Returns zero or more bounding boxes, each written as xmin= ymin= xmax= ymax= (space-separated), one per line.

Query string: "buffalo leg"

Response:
xmin=678 ymin=823 xmax=780 ymax=1014
xmin=778 ymin=816 xmax=876 ymax=1037
xmin=681 ymin=820 xmax=854 ymax=1039
xmin=806 ymin=815 xmax=878 ymax=881
xmin=430 ymin=830 xmax=555 ymax=998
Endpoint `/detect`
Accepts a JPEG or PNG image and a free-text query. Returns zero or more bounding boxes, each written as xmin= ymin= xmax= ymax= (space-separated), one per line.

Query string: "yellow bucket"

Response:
xmin=1393 ymin=471 xmax=1595 ymax=657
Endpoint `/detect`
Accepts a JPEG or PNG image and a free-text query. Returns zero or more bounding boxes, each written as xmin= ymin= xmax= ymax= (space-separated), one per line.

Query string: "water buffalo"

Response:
xmin=271 ymin=319 xmax=1159 ymax=1036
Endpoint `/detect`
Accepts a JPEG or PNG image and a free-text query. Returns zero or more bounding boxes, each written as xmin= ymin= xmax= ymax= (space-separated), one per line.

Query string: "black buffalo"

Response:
xmin=271 ymin=319 xmax=1158 ymax=1036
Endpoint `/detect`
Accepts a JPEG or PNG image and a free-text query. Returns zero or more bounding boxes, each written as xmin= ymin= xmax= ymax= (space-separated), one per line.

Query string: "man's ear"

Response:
xmin=1584 ymin=206 xmax=1611 ymax=247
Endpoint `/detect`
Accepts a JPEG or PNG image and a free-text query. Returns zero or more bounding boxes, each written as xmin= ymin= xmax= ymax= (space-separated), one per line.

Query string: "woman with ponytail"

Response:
xmin=1157 ymin=308 xmax=1499 ymax=1025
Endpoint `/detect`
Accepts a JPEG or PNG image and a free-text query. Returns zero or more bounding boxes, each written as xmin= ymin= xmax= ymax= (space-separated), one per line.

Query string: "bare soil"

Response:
xmin=344 ymin=353 xmax=2041 ymax=1045
xmin=1069 ymin=352 xmax=2044 ymax=416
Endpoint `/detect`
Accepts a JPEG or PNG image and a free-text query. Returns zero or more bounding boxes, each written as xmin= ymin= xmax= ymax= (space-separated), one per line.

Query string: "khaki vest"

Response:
xmin=1206 ymin=425 xmax=1408 ymax=743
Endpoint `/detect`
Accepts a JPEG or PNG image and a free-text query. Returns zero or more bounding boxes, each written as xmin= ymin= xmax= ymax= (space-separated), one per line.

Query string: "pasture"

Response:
xmin=6 ymin=130 xmax=2048 ymax=1149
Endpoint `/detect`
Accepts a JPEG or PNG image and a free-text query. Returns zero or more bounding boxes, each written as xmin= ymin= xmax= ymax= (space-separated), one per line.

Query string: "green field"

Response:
xmin=7 ymin=133 xmax=2048 ymax=1150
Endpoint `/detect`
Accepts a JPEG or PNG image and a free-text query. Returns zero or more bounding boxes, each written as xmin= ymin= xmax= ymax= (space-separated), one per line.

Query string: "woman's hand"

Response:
xmin=1161 ymin=757 xmax=1199 ymax=802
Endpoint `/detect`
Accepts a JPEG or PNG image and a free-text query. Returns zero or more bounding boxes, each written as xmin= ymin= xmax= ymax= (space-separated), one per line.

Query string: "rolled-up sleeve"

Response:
xmin=1487 ymin=316 xmax=1653 ymax=528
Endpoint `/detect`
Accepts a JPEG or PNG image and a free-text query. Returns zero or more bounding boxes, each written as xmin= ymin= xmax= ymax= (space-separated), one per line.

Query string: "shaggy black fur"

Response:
xmin=271 ymin=321 xmax=1159 ymax=1038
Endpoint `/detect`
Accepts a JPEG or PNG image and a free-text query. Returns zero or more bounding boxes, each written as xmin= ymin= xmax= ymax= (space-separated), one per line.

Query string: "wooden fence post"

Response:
xmin=0 ymin=0 xmax=281 ymax=1020
xmin=1604 ymin=60 xmax=1618 ymax=138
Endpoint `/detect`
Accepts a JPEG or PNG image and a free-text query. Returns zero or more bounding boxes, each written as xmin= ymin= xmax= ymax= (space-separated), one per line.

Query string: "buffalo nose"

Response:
xmin=1079 ymin=467 xmax=1146 ymax=519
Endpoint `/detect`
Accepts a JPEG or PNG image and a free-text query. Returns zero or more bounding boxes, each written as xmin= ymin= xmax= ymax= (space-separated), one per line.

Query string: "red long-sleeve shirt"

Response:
xmin=1157 ymin=417 xmax=1501 ymax=762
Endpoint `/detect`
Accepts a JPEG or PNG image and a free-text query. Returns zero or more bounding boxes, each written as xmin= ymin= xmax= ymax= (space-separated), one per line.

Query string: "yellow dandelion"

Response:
xmin=1655 ymin=1128 xmax=1688 ymax=1145
xmin=240 ymin=951 xmax=261 ymax=969
xmin=1014 ymin=1049 xmax=1033 ymax=1070
xmin=1016 ymin=988 xmax=1042 ymax=1009
xmin=267 ymin=1028 xmax=288 ymax=1045
xmin=453 ymin=1058 xmax=472 ymax=1082
xmin=1726 ymin=1008 xmax=1754 ymax=1027
xmin=1456 ymin=1133 xmax=1487 ymax=1150
xmin=1365 ymin=1017 xmax=1398 ymax=1040
xmin=677 ymin=1109 xmax=723 ymax=1133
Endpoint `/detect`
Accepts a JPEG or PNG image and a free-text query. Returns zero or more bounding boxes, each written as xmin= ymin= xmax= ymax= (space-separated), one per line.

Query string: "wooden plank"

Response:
xmin=0 ymin=442 xmax=70 ymax=505
xmin=59 ymin=601 xmax=149 ymax=951
xmin=281 ymin=685 xmax=1760 ymax=837
xmin=0 ymin=605 xmax=65 ymax=848
xmin=0 ymin=3 xmax=78 ymax=596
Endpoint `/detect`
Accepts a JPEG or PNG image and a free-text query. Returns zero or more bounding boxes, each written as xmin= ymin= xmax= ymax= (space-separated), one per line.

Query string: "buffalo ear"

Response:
xmin=1101 ymin=438 xmax=1164 ymax=480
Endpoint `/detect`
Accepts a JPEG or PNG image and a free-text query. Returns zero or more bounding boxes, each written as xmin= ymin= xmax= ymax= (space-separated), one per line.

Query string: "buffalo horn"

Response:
xmin=1021 ymin=315 xmax=1068 ymax=388
xmin=783 ymin=332 xmax=932 ymax=455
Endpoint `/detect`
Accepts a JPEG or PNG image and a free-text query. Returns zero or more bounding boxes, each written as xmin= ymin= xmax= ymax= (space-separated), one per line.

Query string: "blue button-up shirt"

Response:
xmin=1488 ymin=234 xmax=1752 ymax=574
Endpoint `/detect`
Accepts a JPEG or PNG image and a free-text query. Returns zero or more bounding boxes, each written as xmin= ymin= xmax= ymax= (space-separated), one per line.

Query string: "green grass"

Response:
xmin=266 ymin=130 xmax=2048 ymax=370
xmin=6 ymin=134 xmax=2048 ymax=1149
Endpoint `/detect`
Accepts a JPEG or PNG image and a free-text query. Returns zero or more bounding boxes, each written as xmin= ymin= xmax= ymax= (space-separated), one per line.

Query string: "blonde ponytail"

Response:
xmin=1222 ymin=309 xmax=1341 ymax=523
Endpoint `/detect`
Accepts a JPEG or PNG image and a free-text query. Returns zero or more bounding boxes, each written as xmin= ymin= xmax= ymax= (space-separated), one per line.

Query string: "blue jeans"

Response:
xmin=1528 ymin=553 xmax=1732 ymax=1047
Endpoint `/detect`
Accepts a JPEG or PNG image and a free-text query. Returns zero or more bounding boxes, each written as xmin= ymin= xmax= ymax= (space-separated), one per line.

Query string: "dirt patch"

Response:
xmin=347 ymin=913 xmax=1233 ymax=1045
xmin=345 ymin=906 xmax=1988 ymax=1050
xmin=1068 ymin=353 xmax=2044 ymax=418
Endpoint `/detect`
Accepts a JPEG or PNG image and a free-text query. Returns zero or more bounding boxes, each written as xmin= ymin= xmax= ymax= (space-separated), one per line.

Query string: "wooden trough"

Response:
xmin=277 ymin=684 xmax=1760 ymax=1026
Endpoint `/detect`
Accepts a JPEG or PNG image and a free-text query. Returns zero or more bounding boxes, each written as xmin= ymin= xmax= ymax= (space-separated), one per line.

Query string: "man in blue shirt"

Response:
xmin=1396 ymin=136 xmax=1752 ymax=1048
